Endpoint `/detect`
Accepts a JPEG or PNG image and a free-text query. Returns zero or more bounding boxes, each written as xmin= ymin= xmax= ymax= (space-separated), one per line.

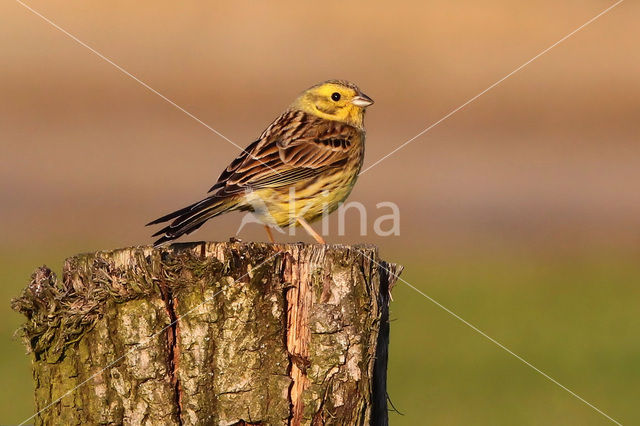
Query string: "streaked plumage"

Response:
xmin=148 ymin=80 xmax=373 ymax=246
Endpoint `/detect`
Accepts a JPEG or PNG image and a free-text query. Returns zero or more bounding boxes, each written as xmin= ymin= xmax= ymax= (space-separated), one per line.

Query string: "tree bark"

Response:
xmin=12 ymin=241 xmax=402 ymax=425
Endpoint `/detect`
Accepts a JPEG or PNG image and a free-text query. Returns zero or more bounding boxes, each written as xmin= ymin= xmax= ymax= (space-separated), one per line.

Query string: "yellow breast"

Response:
xmin=243 ymin=141 xmax=364 ymax=228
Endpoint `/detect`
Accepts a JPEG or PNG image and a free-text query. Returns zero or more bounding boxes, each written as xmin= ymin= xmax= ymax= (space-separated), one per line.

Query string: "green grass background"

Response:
xmin=2 ymin=247 xmax=638 ymax=425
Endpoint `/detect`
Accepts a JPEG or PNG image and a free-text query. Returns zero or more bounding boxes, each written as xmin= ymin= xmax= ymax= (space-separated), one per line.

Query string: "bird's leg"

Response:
xmin=264 ymin=225 xmax=275 ymax=243
xmin=296 ymin=217 xmax=326 ymax=244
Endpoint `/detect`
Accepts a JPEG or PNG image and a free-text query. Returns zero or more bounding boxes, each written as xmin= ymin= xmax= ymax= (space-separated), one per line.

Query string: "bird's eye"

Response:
xmin=331 ymin=92 xmax=341 ymax=101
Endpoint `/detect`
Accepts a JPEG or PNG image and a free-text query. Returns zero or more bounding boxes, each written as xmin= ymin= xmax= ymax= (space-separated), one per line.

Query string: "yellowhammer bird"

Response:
xmin=148 ymin=80 xmax=373 ymax=246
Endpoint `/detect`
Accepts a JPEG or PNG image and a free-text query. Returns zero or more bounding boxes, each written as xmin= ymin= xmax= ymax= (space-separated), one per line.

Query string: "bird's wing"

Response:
xmin=208 ymin=110 xmax=359 ymax=195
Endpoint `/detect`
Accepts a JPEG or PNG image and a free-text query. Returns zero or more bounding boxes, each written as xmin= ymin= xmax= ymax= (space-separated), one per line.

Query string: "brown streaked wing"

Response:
xmin=208 ymin=111 xmax=360 ymax=195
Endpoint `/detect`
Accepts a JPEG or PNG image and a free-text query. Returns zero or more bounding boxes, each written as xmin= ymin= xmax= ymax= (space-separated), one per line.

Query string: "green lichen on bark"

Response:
xmin=12 ymin=241 xmax=401 ymax=425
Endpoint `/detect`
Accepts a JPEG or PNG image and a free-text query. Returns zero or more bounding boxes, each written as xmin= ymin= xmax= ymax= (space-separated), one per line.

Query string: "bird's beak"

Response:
xmin=351 ymin=93 xmax=374 ymax=107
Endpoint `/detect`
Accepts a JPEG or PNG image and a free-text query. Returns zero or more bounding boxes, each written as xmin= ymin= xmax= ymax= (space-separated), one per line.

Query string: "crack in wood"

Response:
xmin=160 ymin=283 xmax=183 ymax=425
xmin=283 ymin=249 xmax=312 ymax=426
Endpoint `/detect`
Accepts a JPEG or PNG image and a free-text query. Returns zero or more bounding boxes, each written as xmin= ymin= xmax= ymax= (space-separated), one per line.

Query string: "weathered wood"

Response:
xmin=12 ymin=241 xmax=401 ymax=425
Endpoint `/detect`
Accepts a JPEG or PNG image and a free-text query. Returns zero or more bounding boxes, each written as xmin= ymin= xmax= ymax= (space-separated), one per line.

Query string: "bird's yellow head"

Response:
xmin=290 ymin=80 xmax=374 ymax=129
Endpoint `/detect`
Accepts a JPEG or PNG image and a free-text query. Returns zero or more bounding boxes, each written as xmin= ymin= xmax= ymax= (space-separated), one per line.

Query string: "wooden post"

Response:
xmin=12 ymin=242 xmax=402 ymax=425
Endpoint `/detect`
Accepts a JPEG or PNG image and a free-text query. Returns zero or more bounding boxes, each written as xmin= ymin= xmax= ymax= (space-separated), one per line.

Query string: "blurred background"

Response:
xmin=2 ymin=0 xmax=639 ymax=424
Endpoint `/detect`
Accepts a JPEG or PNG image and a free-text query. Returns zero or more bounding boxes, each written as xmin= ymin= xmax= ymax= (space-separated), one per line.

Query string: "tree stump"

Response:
xmin=12 ymin=241 xmax=402 ymax=425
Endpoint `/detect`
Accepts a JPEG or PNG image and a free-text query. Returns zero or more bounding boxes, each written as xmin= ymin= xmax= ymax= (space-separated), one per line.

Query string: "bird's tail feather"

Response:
xmin=147 ymin=196 xmax=238 ymax=246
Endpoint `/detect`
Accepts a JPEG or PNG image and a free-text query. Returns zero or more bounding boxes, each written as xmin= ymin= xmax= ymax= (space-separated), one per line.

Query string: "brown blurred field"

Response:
xmin=1 ymin=0 xmax=639 ymax=424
